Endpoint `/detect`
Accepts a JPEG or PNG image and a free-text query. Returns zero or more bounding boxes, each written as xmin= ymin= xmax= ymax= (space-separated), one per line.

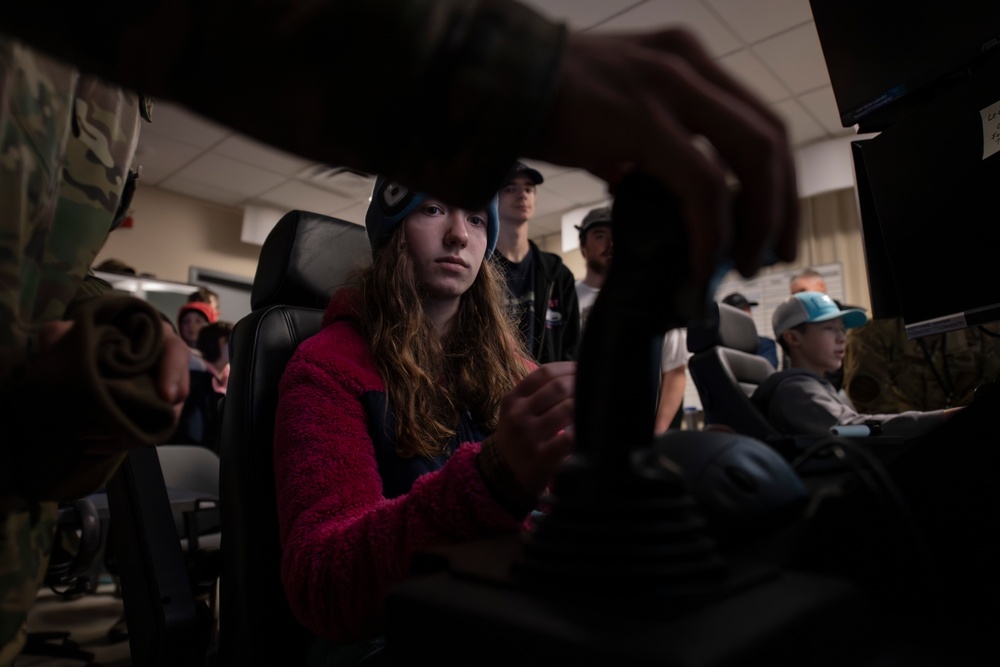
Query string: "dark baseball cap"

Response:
xmin=575 ymin=206 xmax=612 ymax=242
xmin=503 ymin=161 xmax=544 ymax=186
xmin=722 ymin=292 xmax=759 ymax=310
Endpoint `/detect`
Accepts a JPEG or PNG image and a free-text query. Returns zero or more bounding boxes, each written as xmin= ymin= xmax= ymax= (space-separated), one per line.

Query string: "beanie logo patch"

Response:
xmin=381 ymin=182 xmax=410 ymax=211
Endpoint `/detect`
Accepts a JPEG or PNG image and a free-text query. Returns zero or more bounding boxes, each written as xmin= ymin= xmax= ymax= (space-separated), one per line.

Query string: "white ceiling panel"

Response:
xmin=522 ymin=0 xmax=643 ymax=30
xmin=530 ymin=211 xmax=565 ymax=238
xmin=213 ymin=135 xmax=314 ymax=176
xmin=169 ymin=153 xmax=287 ymax=198
xmin=543 ymin=169 xmax=609 ymax=206
xmin=255 ymin=180 xmax=355 ymax=215
xmin=718 ymin=49 xmax=792 ymax=104
xmin=133 ymin=132 xmax=201 ymax=185
xmin=596 ymin=0 xmax=743 ymax=57
xmin=524 ymin=159 xmax=574 ymax=182
xmin=752 ymin=22 xmax=830 ymax=95
xmin=797 ymin=85 xmax=852 ymax=135
xmin=156 ymin=176 xmax=248 ymax=208
xmin=771 ymin=98 xmax=826 ymax=146
xmin=534 ymin=188 xmax=575 ymax=220
xmin=144 ymin=102 xmax=231 ymax=149
xmin=706 ymin=0 xmax=814 ymax=44
xmin=297 ymin=166 xmax=377 ymax=198
xmin=329 ymin=200 xmax=371 ymax=227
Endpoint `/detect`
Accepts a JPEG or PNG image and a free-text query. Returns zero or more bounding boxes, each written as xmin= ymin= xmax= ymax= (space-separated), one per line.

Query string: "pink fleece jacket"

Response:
xmin=273 ymin=290 xmax=526 ymax=642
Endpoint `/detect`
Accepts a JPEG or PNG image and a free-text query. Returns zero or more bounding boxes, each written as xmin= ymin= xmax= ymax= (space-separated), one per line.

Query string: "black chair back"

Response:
xmin=218 ymin=210 xmax=370 ymax=666
xmin=687 ymin=302 xmax=779 ymax=440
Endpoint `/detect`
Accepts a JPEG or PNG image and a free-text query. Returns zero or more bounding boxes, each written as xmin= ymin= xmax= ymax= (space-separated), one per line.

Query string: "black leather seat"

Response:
xmin=687 ymin=301 xmax=780 ymax=440
xmin=217 ymin=210 xmax=370 ymax=666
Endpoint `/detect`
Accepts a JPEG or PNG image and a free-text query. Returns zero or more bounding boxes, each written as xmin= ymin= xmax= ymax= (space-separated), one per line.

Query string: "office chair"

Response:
xmin=687 ymin=301 xmax=781 ymax=440
xmin=217 ymin=210 xmax=370 ymax=667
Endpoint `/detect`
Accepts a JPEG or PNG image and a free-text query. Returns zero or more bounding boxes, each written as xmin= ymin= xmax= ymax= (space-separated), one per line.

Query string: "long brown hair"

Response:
xmin=355 ymin=227 xmax=529 ymax=458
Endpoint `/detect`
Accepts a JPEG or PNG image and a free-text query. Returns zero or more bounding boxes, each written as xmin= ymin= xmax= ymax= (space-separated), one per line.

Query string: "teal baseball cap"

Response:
xmin=772 ymin=291 xmax=868 ymax=337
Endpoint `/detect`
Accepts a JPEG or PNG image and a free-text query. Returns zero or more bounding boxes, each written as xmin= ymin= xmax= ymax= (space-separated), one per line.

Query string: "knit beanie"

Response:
xmin=365 ymin=175 xmax=499 ymax=257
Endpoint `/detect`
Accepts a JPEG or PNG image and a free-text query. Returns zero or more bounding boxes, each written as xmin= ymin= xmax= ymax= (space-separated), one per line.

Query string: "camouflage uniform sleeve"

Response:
xmin=1 ymin=0 xmax=566 ymax=209
xmin=0 ymin=36 xmax=143 ymax=663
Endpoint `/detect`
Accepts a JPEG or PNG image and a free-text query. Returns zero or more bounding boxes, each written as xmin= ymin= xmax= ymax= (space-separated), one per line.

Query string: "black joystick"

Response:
xmin=514 ymin=172 xmax=737 ymax=606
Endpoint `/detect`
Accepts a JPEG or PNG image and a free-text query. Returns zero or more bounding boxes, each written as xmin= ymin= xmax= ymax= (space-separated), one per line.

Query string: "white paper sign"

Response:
xmin=980 ymin=100 xmax=1000 ymax=160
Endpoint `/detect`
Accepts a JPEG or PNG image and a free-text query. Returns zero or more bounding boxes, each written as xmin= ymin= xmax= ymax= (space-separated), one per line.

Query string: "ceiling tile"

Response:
xmin=255 ymin=180 xmax=356 ymax=215
xmin=296 ymin=166 xmax=377 ymax=198
xmin=521 ymin=0 xmax=644 ymax=30
xmin=543 ymin=169 xmax=609 ymax=206
xmin=770 ymin=98 xmax=827 ymax=146
xmin=167 ymin=153 xmax=287 ymax=198
xmin=143 ymin=101 xmax=231 ymax=149
xmin=752 ymin=22 xmax=830 ymax=94
xmin=596 ymin=0 xmax=742 ymax=57
xmin=520 ymin=159 xmax=574 ymax=183
xmin=529 ymin=212 xmax=564 ymax=240
xmin=797 ymin=85 xmax=854 ymax=135
xmin=534 ymin=188 xmax=575 ymax=220
xmin=156 ymin=178 xmax=248 ymax=208
xmin=718 ymin=50 xmax=792 ymax=104
xmin=133 ymin=132 xmax=201 ymax=185
xmin=329 ymin=200 xmax=370 ymax=227
xmin=706 ymin=0 xmax=814 ymax=44
xmin=213 ymin=135 xmax=314 ymax=176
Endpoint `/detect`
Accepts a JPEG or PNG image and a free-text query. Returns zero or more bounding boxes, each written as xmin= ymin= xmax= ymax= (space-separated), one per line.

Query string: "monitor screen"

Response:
xmin=851 ymin=49 xmax=1000 ymax=338
xmin=851 ymin=141 xmax=902 ymax=321
xmin=810 ymin=0 xmax=1000 ymax=131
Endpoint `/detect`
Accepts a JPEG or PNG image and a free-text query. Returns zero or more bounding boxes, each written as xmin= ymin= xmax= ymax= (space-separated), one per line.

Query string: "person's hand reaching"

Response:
xmin=531 ymin=28 xmax=799 ymax=283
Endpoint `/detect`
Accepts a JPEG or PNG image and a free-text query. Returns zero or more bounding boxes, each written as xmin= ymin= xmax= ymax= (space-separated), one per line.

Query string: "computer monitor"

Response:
xmin=850 ymin=50 xmax=1000 ymax=338
xmin=851 ymin=141 xmax=902 ymax=321
xmin=810 ymin=0 xmax=1000 ymax=132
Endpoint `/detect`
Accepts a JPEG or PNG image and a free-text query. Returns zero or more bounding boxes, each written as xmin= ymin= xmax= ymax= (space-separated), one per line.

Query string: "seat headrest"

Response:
xmin=687 ymin=302 xmax=761 ymax=354
xmin=251 ymin=210 xmax=371 ymax=311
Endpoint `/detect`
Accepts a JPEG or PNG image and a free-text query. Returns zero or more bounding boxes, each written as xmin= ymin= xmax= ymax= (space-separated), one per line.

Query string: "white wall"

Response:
xmin=96 ymin=185 xmax=261 ymax=284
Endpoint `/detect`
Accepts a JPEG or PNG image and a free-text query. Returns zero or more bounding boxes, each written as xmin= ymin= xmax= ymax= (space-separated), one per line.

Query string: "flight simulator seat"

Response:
xmin=687 ymin=301 xmax=780 ymax=441
xmin=217 ymin=210 xmax=370 ymax=667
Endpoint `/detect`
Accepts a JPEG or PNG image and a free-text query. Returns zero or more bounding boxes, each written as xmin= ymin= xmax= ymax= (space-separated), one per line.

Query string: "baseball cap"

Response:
xmin=575 ymin=206 xmax=612 ymax=243
xmin=177 ymin=301 xmax=218 ymax=328
xmin=772 ymin=291 xmax=868 ymax=337
xmin=721 ymin=292 xmax=758 ymax=310
xmin=503 ymin=161 xmax=544 ymax=186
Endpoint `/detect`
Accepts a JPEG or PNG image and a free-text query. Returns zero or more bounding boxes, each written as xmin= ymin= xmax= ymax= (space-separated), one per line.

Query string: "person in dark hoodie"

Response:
xmin=752 ymin=291 xmax=960 ymax=438
xmin=493 ymin=162 xmax=581 ymax=363
xmin=273 ymin=176 xmax=575 ymax=660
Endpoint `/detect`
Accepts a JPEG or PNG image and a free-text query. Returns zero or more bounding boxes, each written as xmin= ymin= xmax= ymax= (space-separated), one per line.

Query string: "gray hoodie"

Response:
xmin=752 ymin=368 xmax=947 ymax=439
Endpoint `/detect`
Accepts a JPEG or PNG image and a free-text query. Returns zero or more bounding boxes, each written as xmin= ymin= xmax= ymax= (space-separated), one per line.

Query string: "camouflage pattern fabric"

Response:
xmin=0 ymin=36 xmax=140 ymax=664
xmin=844 ymin=317 xmax=1000 ymax=413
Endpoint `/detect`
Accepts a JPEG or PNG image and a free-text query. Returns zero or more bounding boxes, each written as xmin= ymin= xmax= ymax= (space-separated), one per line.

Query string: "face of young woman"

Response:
xmin=404 ymin=200 xmax=489 ymax=303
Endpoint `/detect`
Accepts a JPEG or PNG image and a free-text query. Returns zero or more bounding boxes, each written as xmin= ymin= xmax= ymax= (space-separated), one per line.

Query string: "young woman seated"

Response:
xmin=752 ymin=292 xmax=960 ymax=438
xmin=273 ymin=177 xmax=575 ymax=652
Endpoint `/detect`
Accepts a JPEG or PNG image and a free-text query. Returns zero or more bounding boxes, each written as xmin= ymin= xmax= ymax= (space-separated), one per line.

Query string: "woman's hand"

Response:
xmin=492 ymin=361 xmax=576 ymax=495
